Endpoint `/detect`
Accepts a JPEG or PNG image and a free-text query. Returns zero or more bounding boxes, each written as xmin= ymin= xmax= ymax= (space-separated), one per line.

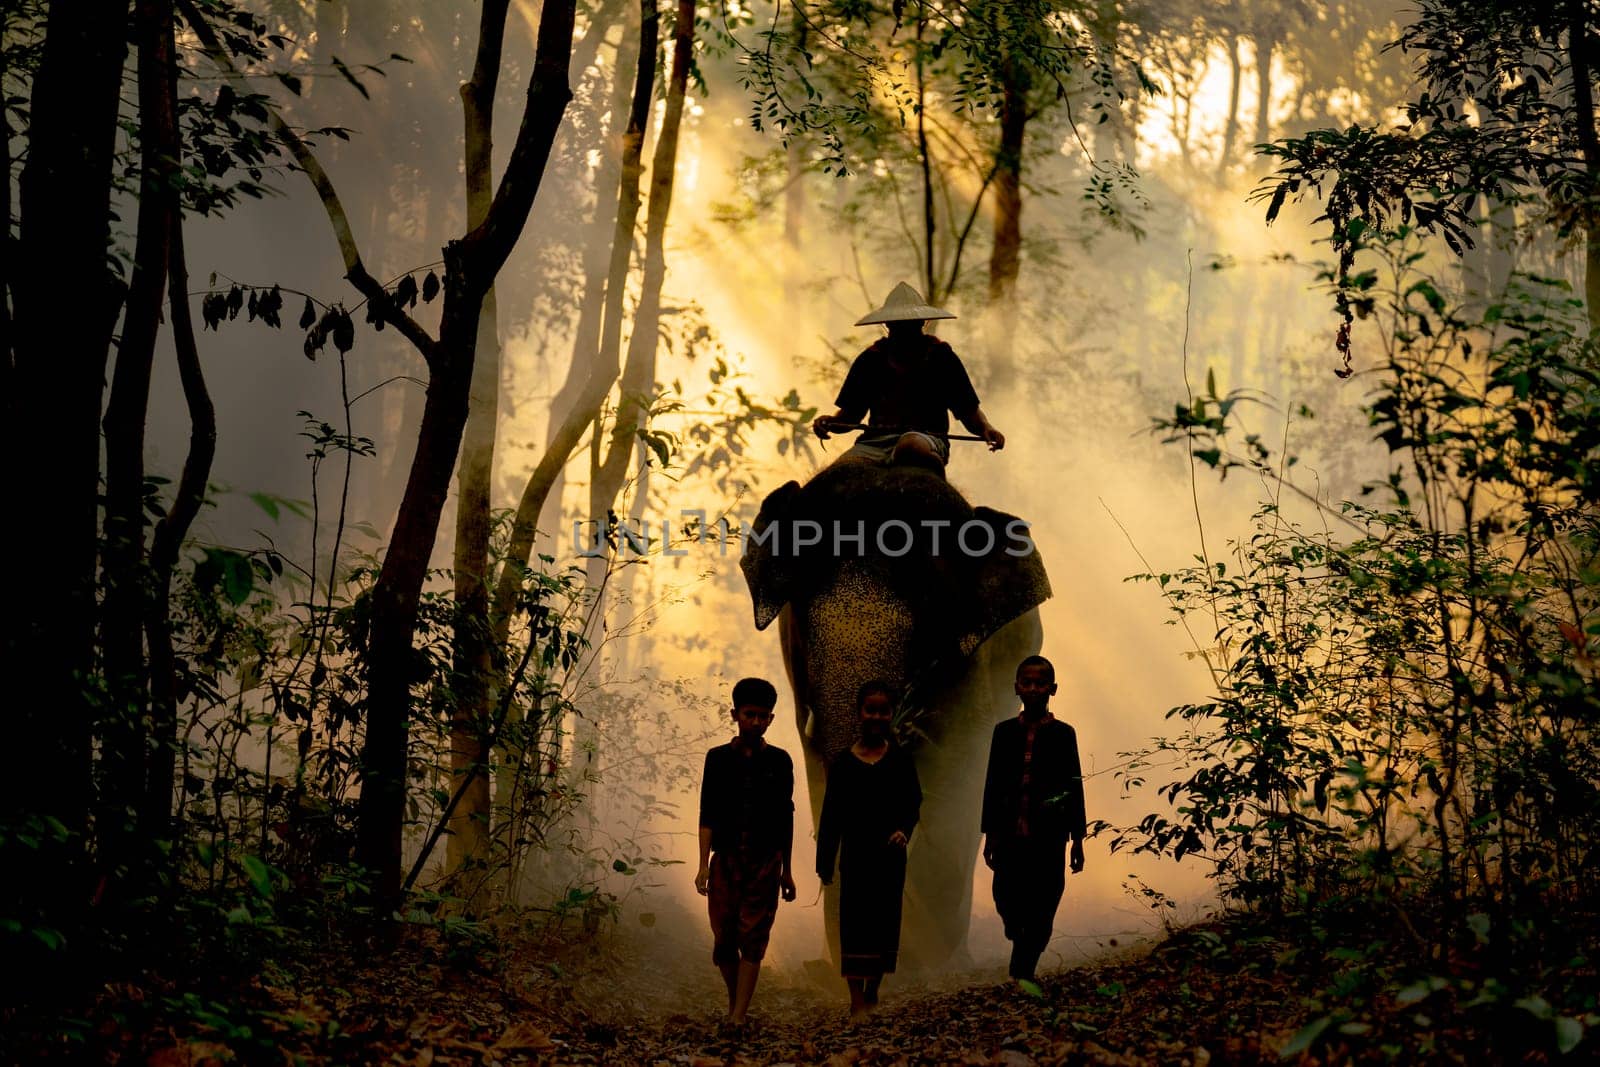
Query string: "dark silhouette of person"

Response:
xmin=816 ymin=679 xmax=922 ymax=1016
xmin=695 ymin=677 xmax=797 ymax=1025
xmin=812 ymin=282 xmax=1004 ymax=473
xmin=980 ymin=655 xmax=1087 ymax=982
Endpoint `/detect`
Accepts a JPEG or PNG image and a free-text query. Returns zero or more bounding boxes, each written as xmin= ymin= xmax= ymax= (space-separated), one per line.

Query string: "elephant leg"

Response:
xmin=780 ymin=607 xmax=825 ymax=827
xmin=900 ymin=663 xmax=995 ymax=971
xmin=900 ymin=610 xmax=1043 ymax=971
xmin=797 ymin=732 xmax=841 ymax=968
xmin=781 ymin=604 xmax=842 ymax=967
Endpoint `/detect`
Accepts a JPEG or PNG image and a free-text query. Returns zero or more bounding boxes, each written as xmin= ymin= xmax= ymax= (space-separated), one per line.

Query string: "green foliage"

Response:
xmin=713 ymin=0 xmax=1147 ymax=243
xmin=1256 ymin=0 xmax=1600 ymax=364
xmin=679 ymin=345 xmax=822 ymax=489
xmin=1122 ymin=233 xmax=1600 ymax=922
xmin=2 ymin=0 xmax=305 ymax=232
xmin=0 ymin=813 xmax=73 ymax=956
xmin=722 ymin=0 xmax=1121 ymax=168
xmin=160 ymin=1 xmax=409 ymax=219
xmin=3 ymin=0 xmax=784 ymax=1050
xmin=512 ymin=680 xmax=710 ymax=935
xmin=58 ymin=406 xmax=598 ymax=987
xmin=1115 ymin=200 xmax=1600 ymax=1058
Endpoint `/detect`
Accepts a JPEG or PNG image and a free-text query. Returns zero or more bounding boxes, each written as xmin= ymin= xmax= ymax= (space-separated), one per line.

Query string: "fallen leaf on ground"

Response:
xmin=492 ymin=1021 xmax=555 ymax=1051
xmin=146 ymin=1042 xmax=232 ymax=1067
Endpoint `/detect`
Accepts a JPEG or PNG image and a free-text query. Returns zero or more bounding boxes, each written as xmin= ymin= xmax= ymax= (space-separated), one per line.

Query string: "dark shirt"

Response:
xmin=699 ymin=740 xmax=795 ymax=856
xmin=981 ymin=715 xmax=1087 ymax=844
xmin=834 ymin=334 xmax=981 ymax=437
xmin=815 ymin=745 xmax=922 ymax=883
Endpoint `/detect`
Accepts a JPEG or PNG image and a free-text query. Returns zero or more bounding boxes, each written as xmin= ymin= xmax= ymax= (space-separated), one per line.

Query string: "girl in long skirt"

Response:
xmin=816 ymin=680 xmax=922 ymax=1016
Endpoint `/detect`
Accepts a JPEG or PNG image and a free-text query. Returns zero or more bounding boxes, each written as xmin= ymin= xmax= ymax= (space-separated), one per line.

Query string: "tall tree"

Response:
xmin=143 ymin=212 xmax=216 ymax=845
xmin=184 ymin=0 xmax=580 ymax=904
xmin=443 ymin=0 xmax=515 ymax=897
xmin=99 ymin=0 xmax=181 ymax=885
xmin=572 ymin=0 xmax=696 ymax=804
xmin=439 ymin=0 xmax=628 ymax=898
xmin=451 ymin=5 xmax=642 ymax=894
xmin=6 ymin=0 xmax=130 ymax=952
xmin=735 ymin=0 xmax=1133 ymax=331
xmin=483 ymin=0 xmax=659 ymax=888
xmin=489 ymin=0 xmax=656 ymax=661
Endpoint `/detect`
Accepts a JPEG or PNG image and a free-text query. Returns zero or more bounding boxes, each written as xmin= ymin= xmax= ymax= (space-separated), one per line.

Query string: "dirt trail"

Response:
xmin=507 ymin=922 xmax=1174 ymax=1065
xmin=105 ymin=914 xmax=1514 ymax=1065
xmin=540 ymin=956 xmax=1098 ymax=1065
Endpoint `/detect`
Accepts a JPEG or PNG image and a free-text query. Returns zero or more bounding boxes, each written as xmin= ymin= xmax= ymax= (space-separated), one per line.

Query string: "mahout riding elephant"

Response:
xmin=740 ymin=461 xmax=1051 ymax=969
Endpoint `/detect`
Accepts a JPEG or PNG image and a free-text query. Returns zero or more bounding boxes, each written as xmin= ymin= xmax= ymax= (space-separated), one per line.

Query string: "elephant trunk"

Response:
xmin=799 ymin=559 xmax=918 ymax=765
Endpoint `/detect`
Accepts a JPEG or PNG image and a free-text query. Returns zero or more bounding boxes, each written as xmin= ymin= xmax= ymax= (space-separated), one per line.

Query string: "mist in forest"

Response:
xmin=114 ymin=0 xmax=1581 ymax=985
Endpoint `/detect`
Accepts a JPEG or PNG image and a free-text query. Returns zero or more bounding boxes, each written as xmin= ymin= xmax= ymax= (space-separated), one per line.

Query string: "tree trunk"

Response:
xmin=535 ymin=1 xmax=639 ymax=543
xmin=1 ymin=34 xmax=11 ymax=407
xmin=1253 ymin=27 xmax=1275 ymax=150
xmin=916 ymin=16 xmax=936 ymax=302
xmin=573 ymin=0 xmax=695 ymax=804
xmin=1463 ymin=187 xmax=1493 ymax=305
xmin=785 ymin=138 xmax=806 ymax=249
xmin=358 ymin=306 xmax=473 ymax=902
xmin=987 ymin=70 xmax=1027 ymax=393
xmin=445 ymin=288 xmax=498 ymax=898
xmin=635 ymin=0 xmax=694 ymax=380
xmin=593 ymin=0 xmax=689 ymax=528
xmin=145 ymin=209 xmax=217 ymax=844
xmin=6 ymin=0 xmax=129 ymax=935
xmin=1089 ymin=0 xmax=1126 ymax=161
xmin=100 ymin=0 xmax=181 ymax=882
xmin=784 ymin=10 xmax=809 ymax=250
xmin=353 ymin=0 xmax=578 ymax=907
xmin=489 ymin=0 xmax=657 ymax=651
xmin=487 ymin=0 xmax=659 ymax=889
xmin=1488 ymin=199 xmax=1516 ymax=297
xmin=489 ymin=12 xmax=639 ymax=884
xmin=1569 ymin=0 xmax=1600 ymax=335
xmin=444 ymin=0 xmax=511 ymax=899
xmin=1217 ymin=33 xmax=1241 ymax=181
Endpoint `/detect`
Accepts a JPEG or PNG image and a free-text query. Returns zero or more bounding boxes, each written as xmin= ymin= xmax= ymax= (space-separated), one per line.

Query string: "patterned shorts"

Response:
xmin=708 ymin=846 xmax=783 ymax=965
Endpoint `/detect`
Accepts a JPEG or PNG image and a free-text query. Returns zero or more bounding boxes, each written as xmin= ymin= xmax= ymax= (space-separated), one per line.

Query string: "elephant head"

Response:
xmin=739 ymin=462 xmax=1051 ymax=969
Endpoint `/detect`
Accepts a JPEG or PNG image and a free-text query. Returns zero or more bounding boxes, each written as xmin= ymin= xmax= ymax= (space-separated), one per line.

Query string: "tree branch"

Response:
xmin=175 ymin=0 xmax=441 ymax=365
xmin=946 ymin=160 xmax=999 ymax=299
xmin=463 ymin=0 xmax=578 ymax=278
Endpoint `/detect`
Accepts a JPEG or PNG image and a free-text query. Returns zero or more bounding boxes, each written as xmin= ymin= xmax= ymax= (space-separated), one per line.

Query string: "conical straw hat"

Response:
xmin=855 ymin=282 xmax=957 ymax=325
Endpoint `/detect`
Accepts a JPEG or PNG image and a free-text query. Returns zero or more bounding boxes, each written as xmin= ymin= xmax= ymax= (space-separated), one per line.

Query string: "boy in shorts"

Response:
xmin=695 ymin=677 xmax=797 ymax=1025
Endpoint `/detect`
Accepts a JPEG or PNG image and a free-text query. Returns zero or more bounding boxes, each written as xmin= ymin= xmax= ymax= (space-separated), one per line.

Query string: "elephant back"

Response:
xmin=741 ymin=463 xmax=1051 ymax=672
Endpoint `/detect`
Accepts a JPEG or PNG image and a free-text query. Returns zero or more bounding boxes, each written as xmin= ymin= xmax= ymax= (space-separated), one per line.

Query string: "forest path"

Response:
xmin=123 ymin=911 xmax=1509 ymax=1064
xmin=538 ymin=953 xmax=1121 ymax=1065
xmin=500 ymin=923 xmax=1226 ymax=1066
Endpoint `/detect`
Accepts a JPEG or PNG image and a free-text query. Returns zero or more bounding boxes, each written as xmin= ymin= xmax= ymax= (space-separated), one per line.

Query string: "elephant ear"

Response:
xmin=955 ymin=506 xmax=1052 ymax=658
xmin=740 ymin=480 xmax=804 ymax=630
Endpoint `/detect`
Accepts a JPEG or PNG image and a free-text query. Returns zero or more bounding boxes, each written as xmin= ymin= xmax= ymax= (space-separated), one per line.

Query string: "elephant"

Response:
xmin=740 ymin=461 xmax=1051 ymax=970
